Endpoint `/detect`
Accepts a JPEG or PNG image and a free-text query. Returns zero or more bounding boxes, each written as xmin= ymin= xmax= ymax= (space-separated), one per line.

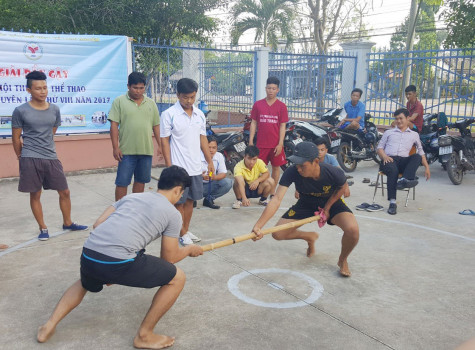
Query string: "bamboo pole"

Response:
xmin=202 ymin=215 xmax=320 ymax=252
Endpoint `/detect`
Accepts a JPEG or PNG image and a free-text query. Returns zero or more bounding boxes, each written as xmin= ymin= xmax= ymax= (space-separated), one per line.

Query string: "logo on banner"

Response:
xmin=23 ymin=43 xmax=43 ymax=60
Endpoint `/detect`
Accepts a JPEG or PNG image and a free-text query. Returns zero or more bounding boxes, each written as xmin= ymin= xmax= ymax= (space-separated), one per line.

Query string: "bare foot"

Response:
xmin=134 ymin=333 xmax=175 ymax=349
xmin=37 ymin=324 xmax=55 ymax=343
xmin=306 ymin=232 xmax=319 ymax=257
xmin=0 ymin=244 xmax=8 ymax=250
xmin=337 ymin=260 xmax=351 ymax=277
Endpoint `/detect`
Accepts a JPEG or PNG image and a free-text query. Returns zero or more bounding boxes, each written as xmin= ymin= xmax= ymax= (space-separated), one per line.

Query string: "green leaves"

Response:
xmin=230 ymin=0 xmax=297 ymax=49
xmin=0 ymin=0 xmax=221 ymax=41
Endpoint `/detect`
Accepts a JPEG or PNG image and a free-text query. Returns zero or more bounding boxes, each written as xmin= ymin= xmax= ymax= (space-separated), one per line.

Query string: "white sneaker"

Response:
xmin=232 ymin=200 xmax=242 ymax=209
xmin=179 ymin=233 xmax=194 ymax=246
xmin=187 ymin=231 xmax=201 ymax=243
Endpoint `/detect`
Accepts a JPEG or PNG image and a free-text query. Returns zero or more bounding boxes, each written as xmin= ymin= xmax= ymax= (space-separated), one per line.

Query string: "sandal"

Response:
xmin=366 ymin=204 xmax=384 ymax=212
xmin=362 ymin=178 xmax=370 ymax=183
xmin=459 ymin=209 xmax=475 ymax=216
xmin=355 ymin=202 xmax=371 ymax=210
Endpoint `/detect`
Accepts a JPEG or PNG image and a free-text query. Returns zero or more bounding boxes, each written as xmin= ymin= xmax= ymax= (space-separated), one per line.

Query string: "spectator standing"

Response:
xmin=160 ymin=78 xmax=214 ymax=245
xmin=11 ymin=71 xmax=87 ymax=241
xmin=108 ymin=72 xmax=161 ymax=201
xmin=249 ymin=76 xmax=288 ymax=197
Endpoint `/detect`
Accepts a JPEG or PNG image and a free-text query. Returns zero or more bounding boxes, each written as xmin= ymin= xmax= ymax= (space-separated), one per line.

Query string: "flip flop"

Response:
xmin=459 ymin=209 xmax=475 ymax=216
xmin=355 ymin=202 xmax=371 ymax=210
xmin=366 ymin=204 xmax=384 ymax=212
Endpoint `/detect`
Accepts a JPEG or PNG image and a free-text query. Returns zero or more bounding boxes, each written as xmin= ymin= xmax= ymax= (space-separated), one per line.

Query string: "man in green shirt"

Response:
xmin=109 ymin=72 xmax=161 ymax=200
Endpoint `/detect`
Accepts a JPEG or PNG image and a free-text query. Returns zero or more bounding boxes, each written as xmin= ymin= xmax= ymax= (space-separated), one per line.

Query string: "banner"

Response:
xmin=0 ymin=31 xmax=128 ymax=136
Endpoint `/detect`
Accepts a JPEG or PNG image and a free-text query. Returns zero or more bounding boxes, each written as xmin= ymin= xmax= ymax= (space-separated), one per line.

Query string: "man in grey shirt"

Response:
xmin=12 ymin=71 xmax=87 ymax=240
xmin=37 ymin=166 xmax=204 ymax=349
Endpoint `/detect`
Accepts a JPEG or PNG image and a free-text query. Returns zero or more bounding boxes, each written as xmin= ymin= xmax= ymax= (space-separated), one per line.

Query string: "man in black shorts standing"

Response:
xmin=37 ymin=166 xmax=203 ymax=349
xmin=252 ymin=142 xmax=359 ymax=277
xmin=12 ymin=71 xmax=87 ymax=240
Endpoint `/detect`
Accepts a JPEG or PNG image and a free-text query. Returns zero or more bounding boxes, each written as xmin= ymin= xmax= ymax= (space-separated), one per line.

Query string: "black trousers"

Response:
xmin=380 ymin=154 xmax=421 ymax=200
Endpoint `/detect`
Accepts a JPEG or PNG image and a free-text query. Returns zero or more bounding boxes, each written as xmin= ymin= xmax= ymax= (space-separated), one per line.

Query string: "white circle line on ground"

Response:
xmin=227 ymin=268 xmax=324 ymax=309
xmin=354 ymin=214 xmax=475 ymax=242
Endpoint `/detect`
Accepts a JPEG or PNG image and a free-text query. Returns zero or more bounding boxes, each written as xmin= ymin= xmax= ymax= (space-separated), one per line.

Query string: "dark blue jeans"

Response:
xmin=203 ymin=178 xmax=232 ymax=200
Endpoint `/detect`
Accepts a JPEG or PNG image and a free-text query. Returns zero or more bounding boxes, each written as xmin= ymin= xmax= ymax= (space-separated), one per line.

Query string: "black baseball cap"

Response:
xmin=288 ymin=141 xmax=319 ymax=164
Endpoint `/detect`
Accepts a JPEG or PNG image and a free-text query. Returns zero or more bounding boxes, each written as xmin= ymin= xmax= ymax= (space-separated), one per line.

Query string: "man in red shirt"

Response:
xmin=249 ymin=77 xmax=289 ymax=198
xmin=405 ymin=85 xmax=424 ymax=133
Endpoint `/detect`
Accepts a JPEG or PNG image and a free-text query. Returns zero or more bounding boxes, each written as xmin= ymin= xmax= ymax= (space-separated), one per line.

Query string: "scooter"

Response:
xmin=318 ymin=108 xmax=381 ymax=172
xmin=438 ymin=118 xmax=475 ymax=185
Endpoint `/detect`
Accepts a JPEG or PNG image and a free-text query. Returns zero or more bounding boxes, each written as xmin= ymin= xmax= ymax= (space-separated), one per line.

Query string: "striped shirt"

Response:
xmin=377 ymin=127 xmax=425 ymax=157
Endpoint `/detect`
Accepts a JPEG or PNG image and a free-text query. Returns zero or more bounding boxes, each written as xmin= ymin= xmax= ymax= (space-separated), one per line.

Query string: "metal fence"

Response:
xmin=133 ymin=40 xmax=357 ymax=124
xmin=269 ymin=51 xmax=357 ymax=119
xmin=366 ymin=47 xmax=475 ymax=125
xmin=132 ymin=40 xmax=256 ymax=126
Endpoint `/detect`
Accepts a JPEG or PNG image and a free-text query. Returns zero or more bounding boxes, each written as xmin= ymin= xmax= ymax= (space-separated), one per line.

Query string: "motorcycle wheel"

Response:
xmin=337 ymin=141 xmax=357 ymax=172
xmin=226 ymin=150 xmax=242 ymax=174
xmin=447 ymin=152 xmax=463 ymax=185
xmin=281 ymin=142 xmax=295 ymax=171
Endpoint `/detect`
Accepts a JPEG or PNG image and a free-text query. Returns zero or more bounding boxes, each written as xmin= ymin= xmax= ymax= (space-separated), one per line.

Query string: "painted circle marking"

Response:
xmin=227 ymin=268 xmax=324 ymax=309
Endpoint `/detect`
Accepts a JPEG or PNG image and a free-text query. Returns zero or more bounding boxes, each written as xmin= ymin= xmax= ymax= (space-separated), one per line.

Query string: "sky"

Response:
xmin=207 ymin=0 xmax=446 ymax=50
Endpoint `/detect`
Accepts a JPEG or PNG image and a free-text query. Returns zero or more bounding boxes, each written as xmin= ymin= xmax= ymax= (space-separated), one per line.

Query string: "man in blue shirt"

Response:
xmin=338 ymin=88 xmax=365 ymax=130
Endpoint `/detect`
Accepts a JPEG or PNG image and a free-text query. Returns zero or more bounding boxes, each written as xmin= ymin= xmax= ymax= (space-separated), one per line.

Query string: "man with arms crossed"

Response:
xmin=252 ymin=142 xmax=359 ymax=277
xmin=109 ymin=71 xmax=161 ymax=201
xmin=37 ymin=166 xmax=203 ymax=349
xmin=12 ymin=71 xmax=87 ymax=241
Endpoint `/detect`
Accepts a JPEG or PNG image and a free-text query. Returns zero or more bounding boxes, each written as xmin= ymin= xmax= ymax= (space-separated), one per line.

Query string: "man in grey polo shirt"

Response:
xmin=12 ymin=71 xmax=87 ymax=241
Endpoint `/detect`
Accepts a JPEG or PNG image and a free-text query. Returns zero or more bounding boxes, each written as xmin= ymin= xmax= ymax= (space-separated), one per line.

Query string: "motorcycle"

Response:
xmin=203 ymin=109 xmax=246 ymax=173
xmin=438 ymin=118 xmax=475 ymax=185
xmin=318 ymin=108 xmax=381 ymax=172
xmin=280 ymin=122 xmax=304 ymax=170
xmin=419 ymin=113 xmax=445 ymax=166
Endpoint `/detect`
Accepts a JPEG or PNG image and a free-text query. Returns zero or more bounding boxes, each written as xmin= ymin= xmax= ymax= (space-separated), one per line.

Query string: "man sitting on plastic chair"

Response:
xmin=377 ymin=108 xmax=431 ymax=215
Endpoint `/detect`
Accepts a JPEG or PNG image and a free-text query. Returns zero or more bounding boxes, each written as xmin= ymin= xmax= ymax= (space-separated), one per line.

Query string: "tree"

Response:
xmin=230 ymin=0 xmax=297 ymax=50
xmin=442 ymin=0 xmax=475 ymax=48
xmin=0 ymin=0 xmax=222 ymax=41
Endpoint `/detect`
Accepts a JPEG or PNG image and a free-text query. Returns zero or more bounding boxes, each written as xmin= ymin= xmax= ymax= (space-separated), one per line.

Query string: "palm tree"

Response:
xmin=230 ymin=0 xmax=297 ymax=50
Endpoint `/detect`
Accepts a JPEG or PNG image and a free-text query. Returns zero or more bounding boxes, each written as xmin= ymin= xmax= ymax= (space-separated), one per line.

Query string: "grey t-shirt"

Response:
xmin=11 ymin=102 xmax=61 ymax=159
xmin=84 ymin=192 xmax=182 ymax=260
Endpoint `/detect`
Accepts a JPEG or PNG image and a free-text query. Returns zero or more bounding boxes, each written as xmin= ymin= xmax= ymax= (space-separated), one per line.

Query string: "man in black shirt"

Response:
xmin=252 ymin=142 xmax=359 ymax=277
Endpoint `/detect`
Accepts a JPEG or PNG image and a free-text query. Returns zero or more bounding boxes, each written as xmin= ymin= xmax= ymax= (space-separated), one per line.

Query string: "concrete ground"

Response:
xmin=0 ymin=160 xmax=474 ymax=350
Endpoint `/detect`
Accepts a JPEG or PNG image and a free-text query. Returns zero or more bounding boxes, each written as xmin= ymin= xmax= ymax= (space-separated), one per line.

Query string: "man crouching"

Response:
xmin=37 ymin=165 xmax=203 ymax=349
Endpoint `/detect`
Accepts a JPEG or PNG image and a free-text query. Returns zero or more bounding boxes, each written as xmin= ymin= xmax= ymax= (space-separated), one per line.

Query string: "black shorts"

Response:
xmin=80 ymin=248 xmax=177 ymax=293
xmin=282 ymin=198 xmax=352 ymax=225
xmin=18 ymin=157 xmax=68 ymax=193
xmin=245 ymin=183 xmax=261 ymax=198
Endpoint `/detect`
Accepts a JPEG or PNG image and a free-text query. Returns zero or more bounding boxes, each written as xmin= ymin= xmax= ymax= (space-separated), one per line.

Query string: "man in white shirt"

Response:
xmin=201 ymin=136 xmax=233 ymax=209
xmin=160 ymin=78 xmax=214 ymax=245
